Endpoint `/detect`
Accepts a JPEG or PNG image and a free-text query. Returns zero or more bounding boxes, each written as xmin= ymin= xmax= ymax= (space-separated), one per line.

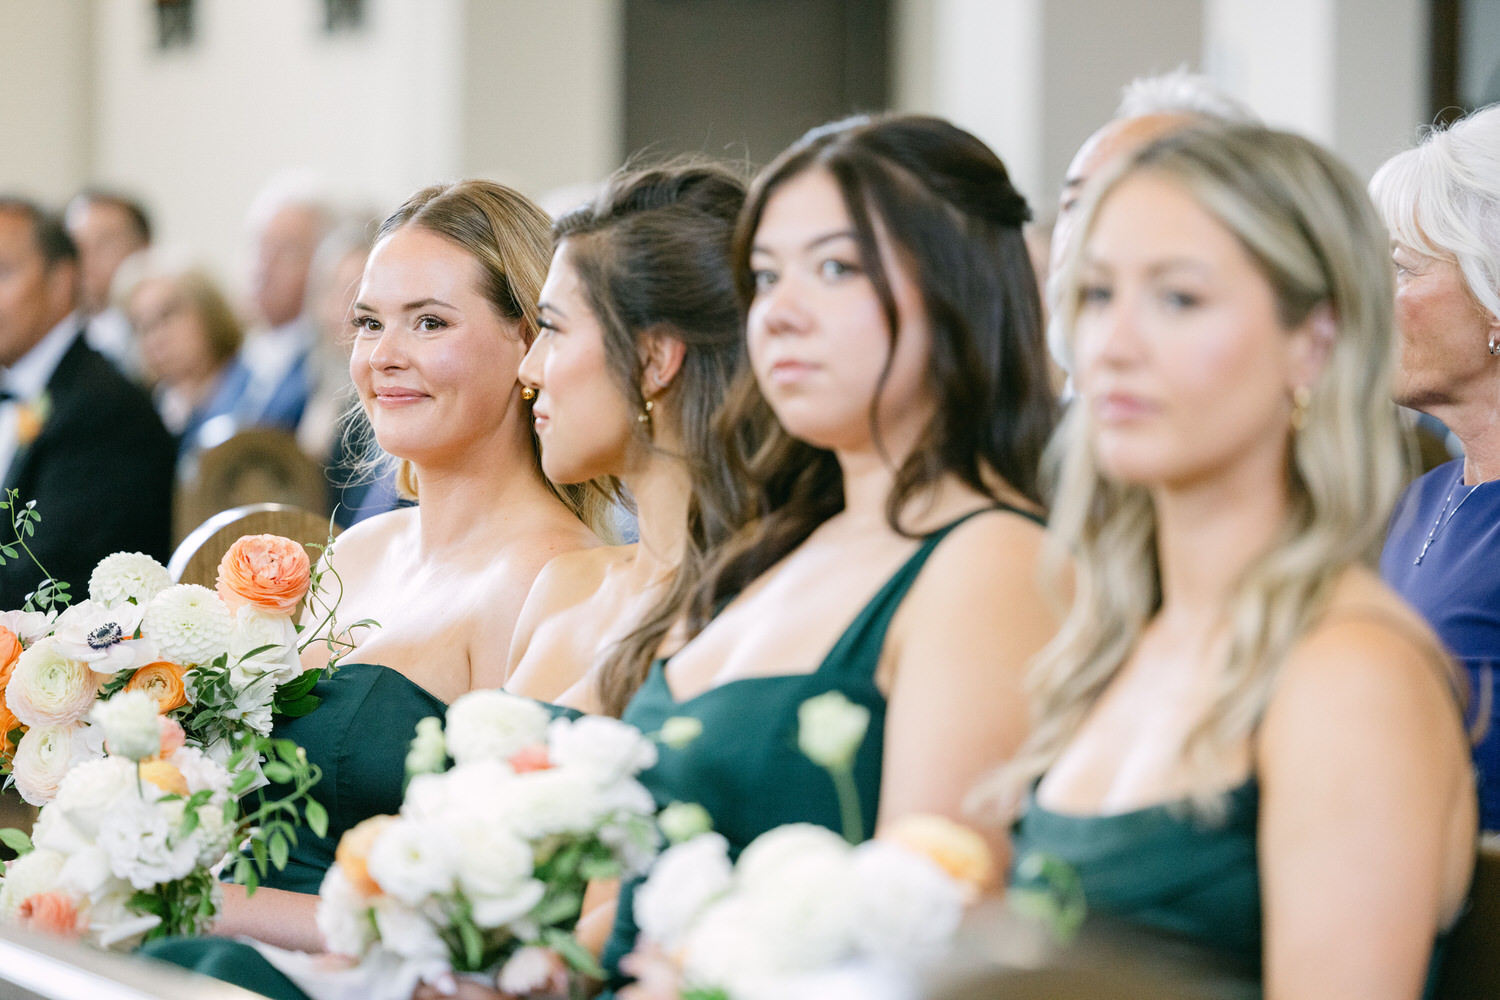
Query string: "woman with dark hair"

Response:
xmin=141 ymin=181 xmax=610 ymax=986
xmin=503 ymin=161 xmax=752 ymax=715
xmin=598 ymin=112 xmax=1059 ymax=993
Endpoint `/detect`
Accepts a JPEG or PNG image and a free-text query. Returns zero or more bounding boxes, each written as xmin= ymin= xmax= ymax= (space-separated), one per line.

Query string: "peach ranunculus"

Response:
xmin=882 ymin=813 xmax=997 ymax=900
xmin=156 ymin=716 xmax=186 ymax=759
xmin=216 ymin=534 xmax=312 ymax=616
xmin=0 ymin=699 xmax=23 ymax=758
xmin=124 ymin=661 xmax=189 ymax=714
xmin=0 ymin=626 xmax=23 ymax=689
xmin=335 ymin=815 xmax=396 ymax=898
xmin=17 ymin=892 xmax=84 ymax=939
xmin=139 ymin=759 xmax=189 ymax=796
xmin=509 ymin=744 xmax=552 ymax=774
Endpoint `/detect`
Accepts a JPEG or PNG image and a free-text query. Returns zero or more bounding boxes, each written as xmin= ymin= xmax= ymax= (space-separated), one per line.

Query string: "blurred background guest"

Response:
xmin=0 ymin=197 xmax=174 ymax=607
xmin=209 ymin=175 xmax=334 ymax=444
xmin=121 ymin=257 xmax=243 ymax=465
xmin=1374 ymin=103 xmax=1500 ymax=830
xmin=63 ymin=188 xmax=152 ymax=379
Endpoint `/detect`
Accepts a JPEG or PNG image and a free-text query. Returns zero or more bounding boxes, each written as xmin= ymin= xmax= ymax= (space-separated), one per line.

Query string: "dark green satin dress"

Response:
xmin=1010 ymin=779 xmax=1452 ymax=998
xmin=601 ymin=509 xmax=1037 ymax=989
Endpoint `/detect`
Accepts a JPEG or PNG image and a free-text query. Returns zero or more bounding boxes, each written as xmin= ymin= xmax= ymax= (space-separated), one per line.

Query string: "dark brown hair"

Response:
xmin=554 ymin=161 xmax=756 ymax=717
xmin=689 ymin=113 xmax=1057 ymax=628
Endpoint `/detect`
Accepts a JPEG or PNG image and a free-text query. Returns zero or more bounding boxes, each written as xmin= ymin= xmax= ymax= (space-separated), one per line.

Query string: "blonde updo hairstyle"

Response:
xmin=366 ymin=180 xmax=613 ymax=533
xmin=997 ymin=124 xmax=1408 ymax=817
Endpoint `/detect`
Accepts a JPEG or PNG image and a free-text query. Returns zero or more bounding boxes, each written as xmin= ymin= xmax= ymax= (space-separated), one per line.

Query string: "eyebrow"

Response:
xmin=351 ymin=297 xmax=457 ymax=313
xmin=751 ymin=228 xmax=859 ymax=257
xmin=537 ymin=300 xmax=564 ymax=319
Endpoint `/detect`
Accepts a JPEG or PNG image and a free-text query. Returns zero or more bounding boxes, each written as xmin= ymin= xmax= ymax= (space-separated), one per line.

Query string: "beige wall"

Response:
xmin=0 ymin=0 xmax=92 ymax=203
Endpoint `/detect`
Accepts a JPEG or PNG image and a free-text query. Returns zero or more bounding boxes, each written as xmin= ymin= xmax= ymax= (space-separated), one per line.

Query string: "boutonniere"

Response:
xmin=15 ymin=391 xmax=51 ymax=449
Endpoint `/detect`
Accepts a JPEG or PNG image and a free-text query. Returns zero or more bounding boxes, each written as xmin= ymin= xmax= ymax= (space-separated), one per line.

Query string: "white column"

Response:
xmin=0 ymin=0 xmax=92 ymax=202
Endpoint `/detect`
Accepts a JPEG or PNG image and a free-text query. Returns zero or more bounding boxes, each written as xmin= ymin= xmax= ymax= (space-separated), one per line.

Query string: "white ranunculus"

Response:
xmin=405 ymin=716 xmax=447 ymax=777
xmin=6 ymin=639 xmax=99 ymax=728
xmin=735 ymin=824 xmax=851 ymax=895
xmin=453 ymin=824 xmax=533 ymax=904
xmin=169 ymin=746 xmax=234 ymax=797
xmin=371 ymin=896 xmax=449 ymax=962
xmin=0 ymin=848 xmax=66 ymax=916
xmin=680 ymin=896 xmax=784 ymax=998
xmin=51 ymin=599 xmax=156 ymax=674
xmin=796 ymin=691 xmax=870 ymax=771
xmin=657 ymin=801 xmax=714 ymax=845
xmin=735 ymin=826 xmax=860 ymax=972
xmin=498 ymin=946 xmax=557 ymax=995
xmin=12 ymin=724 xmax=98 ymax=805
xmin=88 ymin=552 xmax=172 ymax=608
xmin=634 ymin=832 xmax=733 ymax=951
xmin=469 ymin=878 xmax=546 ymax=930
xmin=0 ymin=608 xmax=55 ymax=645
xmin=226 ymin=606 xmax=301 ymax=684
xmin=89 ymin=690 xmax=162 ymax=760
xmin=849 ymin=841 xmax=965 ymax=965
xmin=317 ymin=865 xmax=377 ymax=957
xmin=140 ymin=585 xmax=233 ymax=667
xmin=366 ymin=819 xmax=459 ymax=906
xmin=545 ymin=715 xmax=658 ymax=784
xmin=400 ymin=759 xmax=512 ymax=825
xmin=48 ymin=755 xmax=138 ymax=839
xmin=56 ymin=843 xmax=119 ymax=901
xmin=443 ymin=690 xmax=551 ymax=766
xmin=499 ymin=768 xmax=604 ymax=838
xmin=98 ymin=797 xmax=201 ymax=889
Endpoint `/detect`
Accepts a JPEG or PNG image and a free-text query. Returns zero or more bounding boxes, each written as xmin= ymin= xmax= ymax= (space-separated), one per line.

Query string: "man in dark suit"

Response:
xmin=0 ymin=198 xmax=175 ymax=610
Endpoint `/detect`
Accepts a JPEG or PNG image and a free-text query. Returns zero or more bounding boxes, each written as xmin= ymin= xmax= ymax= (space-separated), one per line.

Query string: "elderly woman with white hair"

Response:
xmin=1374 ymin=103 xmax=1500 ymax=831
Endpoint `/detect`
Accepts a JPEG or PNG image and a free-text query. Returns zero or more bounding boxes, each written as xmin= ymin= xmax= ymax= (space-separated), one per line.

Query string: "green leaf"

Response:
xmin=262 ymin=761 xmax=294 ymax=784
xmin=457 ymin=918 xmax=485 ymax=971
xmin=542 ymin=928 xmax=605 ymax=980
xmin=275 ymin=670 xmax=320 ymax=701
xmin=269 ymin=832 xmax=290 ymax=870
xmin=274 ymin=694 xmax=322 ymax=718
xmin=304 ymin=798 xmax=329 ymax=838
xmin=0 ymin=828 xmax=33 ymax=854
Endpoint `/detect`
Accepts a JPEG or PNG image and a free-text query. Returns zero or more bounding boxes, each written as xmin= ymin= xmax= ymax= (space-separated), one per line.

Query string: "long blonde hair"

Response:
xmin=996 ymin=125 xmax=1407 ymax=817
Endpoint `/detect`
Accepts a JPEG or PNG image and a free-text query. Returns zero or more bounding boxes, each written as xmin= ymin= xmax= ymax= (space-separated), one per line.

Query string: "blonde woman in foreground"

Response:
xmin=999 ymin=124 xmax=1474 ymax=999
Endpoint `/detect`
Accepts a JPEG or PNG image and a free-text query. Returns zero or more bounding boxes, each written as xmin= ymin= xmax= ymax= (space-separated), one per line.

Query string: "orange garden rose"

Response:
xmin=124 ymin=661 xmax=189 ymax=713
xmin=17 ymin=892 xmax=84 ymax=939
xmin=0 ymin=699 xmax=23 ymax=758
xmin=139 ymin=759 xmax=190 ymax=797
xmin=882 ymin=813 xmax=997 ymax=899
xmin=216 ymin=534 xmax=312 ymax=616
xmin=336 ymin=815 xmax=396 ymax=897
xmin=0 ymin=626 xmax=22 ymax=688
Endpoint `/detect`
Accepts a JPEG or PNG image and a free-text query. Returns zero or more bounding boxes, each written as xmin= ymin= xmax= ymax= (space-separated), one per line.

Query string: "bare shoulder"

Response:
xmin=501 ymin=514 xmax=603 ymax=584
xmin=522 ymin=544 xmax=635 ymax=614
xmin=317 ymin=507 xmax=418 ymax=576
xmin=907 ymin=506 xmax=1048 ymax=611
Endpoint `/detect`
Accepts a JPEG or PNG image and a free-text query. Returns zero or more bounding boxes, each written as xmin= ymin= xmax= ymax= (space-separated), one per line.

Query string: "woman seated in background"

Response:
xmin=1372 ymin=103 xmax=1500 ymax=832
xmin=605 ymin=112 xmax=1060 ymax=994
xmin=504 ymin=160 xmax=752 ymax=713
xmin=123 ymin=260 xmax=244 ymax=465
xmin=144 ymin=180 xmax=610 ymax=981
xmin=999 ymin=123 xmax=1474 ymax=998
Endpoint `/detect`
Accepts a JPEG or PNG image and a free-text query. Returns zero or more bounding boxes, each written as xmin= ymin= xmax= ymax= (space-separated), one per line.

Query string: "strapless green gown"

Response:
xmin=139 ymin=663 xmax=448 ymax=1000
xmin=1010 ymin=779 xmax=1452 ymax=998
xmin=601 ymin=509 xmax=1035 ymax=991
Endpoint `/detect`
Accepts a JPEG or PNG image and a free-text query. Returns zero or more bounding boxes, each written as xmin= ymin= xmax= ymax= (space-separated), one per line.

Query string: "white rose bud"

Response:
xmin=659 ymin=715 xmax=703 ymax=750
xmin=405 ymin=716 xmax=447 ymax=777
xmin=90 ymin=690 xmax=162 ymax=761
xmin=796 ymin=692 xmax=870 ymax=771
xmin=658 ymin=801 xmax=714 ymax=844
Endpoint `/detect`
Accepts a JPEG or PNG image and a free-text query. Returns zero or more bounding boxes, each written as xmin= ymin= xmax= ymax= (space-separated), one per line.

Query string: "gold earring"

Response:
xmin=637 ymin=399 xmax=654 ymax=425
xmin=520 ymin=386 xmax=537 ymax=402
xmin=1290 ymin=385 xmax=1311 ymax=431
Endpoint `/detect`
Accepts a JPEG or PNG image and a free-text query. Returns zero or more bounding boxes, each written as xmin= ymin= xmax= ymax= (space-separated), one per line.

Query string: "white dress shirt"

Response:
xmin=0 ymin=315 xmax=81 ymax=485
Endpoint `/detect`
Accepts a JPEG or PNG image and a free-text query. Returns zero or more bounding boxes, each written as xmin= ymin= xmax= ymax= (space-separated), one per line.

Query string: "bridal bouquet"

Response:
xmin=0 ymin=689 xmax=320 ymax=949
xmin=0 ymin=530 xmax=336 ymax=805
xmin=313 ymin=690 xmax=661 ymax=996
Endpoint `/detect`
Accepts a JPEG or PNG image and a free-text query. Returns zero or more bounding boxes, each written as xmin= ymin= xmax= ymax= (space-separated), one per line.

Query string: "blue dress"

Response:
xmin=1381 ymin=458 xmax=1500 ymax=829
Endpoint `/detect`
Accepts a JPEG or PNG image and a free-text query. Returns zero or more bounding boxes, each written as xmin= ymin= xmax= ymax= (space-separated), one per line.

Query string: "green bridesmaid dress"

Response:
xmin=601 ymin=507 xmax=1040 ymax=990
xmin=1010 ymin=779 xmax=1453 ymax=998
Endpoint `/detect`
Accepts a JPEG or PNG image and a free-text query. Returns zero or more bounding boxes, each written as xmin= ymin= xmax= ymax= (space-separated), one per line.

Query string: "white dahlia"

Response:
xmin=140 ymin=585 xmax=233 ymax=667
xmin=88 ymin=553 xmax=172 ymax=608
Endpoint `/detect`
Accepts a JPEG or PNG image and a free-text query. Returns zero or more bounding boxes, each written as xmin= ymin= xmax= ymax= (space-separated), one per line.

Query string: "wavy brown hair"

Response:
xmin=682 ymin=114 xmax=1057 ymax=635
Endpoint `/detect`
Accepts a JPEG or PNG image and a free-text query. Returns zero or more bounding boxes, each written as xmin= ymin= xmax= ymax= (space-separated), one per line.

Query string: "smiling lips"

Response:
xmin=373 ymin=387 xmax=427 ymax=406
xmin=765 ymin=358 xmax=819 ymax=386
xmin=1092 ymin=390 xmax=1158 ymax=424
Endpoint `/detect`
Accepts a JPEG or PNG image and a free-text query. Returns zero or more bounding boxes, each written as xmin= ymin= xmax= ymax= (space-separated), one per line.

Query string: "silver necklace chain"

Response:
xmin=1414 ymin=471 xmax=1483 ymax=565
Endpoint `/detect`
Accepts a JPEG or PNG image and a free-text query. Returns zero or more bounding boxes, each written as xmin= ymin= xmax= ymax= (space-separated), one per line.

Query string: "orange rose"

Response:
xmin=216 ymin=534 xmax=312 ymax=616
xmin=17 ymin=892 xmax=84 ymax=939
xmin=882 ymin=814 xmax=997 ymax=899
xmin=335 ymin=815 xmax=395 ymax=897
xmin=0 ymin=626 xmax=22 ymax=689
xmin=124 ymin=661 xmax=188 ymax=713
